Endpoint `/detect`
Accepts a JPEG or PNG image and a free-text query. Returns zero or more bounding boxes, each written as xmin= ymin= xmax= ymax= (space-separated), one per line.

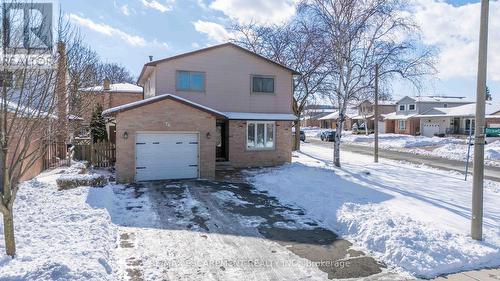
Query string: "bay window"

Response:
xmin=247 ymin=121 xmax=275 ymax=149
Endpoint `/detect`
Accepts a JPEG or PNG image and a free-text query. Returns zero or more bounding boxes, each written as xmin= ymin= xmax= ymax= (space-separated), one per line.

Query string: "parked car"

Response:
xmin=300 ymin=131 xmax=306 ymax=142
xmin=320 ymin=130 xmax=336 ymax=142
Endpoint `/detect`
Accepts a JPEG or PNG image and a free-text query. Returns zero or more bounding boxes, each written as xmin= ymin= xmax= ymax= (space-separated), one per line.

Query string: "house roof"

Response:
xmin=137 ymin=42 xmax=301 ymax=84
xmin=102 ymin=94 xmax=226 ymax=118
xmin=102 ymin=94 xmax=297 ymax=121
xmin=318 ymin=108 xmax=358 ymax=120
xmin=416 ymin=102 xmax=500 ymax=118
xmin=397 ymin=95 xmax=474 ymax=104
xmin=383 ymin=112 xmax=418 ymax=120
xmin=223 ymin=112 xmax=296 ymax=121
xmin=79 ymin=83 xmax=143 ymax=94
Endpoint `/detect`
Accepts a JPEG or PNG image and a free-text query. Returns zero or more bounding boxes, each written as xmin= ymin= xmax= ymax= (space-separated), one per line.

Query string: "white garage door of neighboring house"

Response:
xmin=135 ymin=133 xmax=199 ymax=181
xmin=422 ymin=123 xmax=440 ymax=137
xmin=378 ymin=121 xmax=386 ymax=134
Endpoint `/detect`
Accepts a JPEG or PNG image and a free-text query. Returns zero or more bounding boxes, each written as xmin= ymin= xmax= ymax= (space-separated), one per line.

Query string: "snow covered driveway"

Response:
xmin=247 ymin=143 xmax=500 ymax=279
xmin=113 ymin=180 xmax=390 ymax=280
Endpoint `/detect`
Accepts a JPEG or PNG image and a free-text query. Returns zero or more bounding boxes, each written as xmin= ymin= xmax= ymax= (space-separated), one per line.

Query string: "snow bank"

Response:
xmin=0 ymin=165 xmax=118 ymax=280
xmin=247 ymin=151 xmax=500 ymax=278
xmin=343 ymin=133 xmax=463 ymax=149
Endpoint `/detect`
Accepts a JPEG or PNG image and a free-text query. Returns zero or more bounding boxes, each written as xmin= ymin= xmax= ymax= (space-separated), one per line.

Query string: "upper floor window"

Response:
xmin=252 ymin=75 xmax=274 ymax=93
xmin=398 ymin=104 xmax=405 ymax=111
xmin=443 ymin=103 xmax=448 ymax=108
xmin=408 ymin=104 xmax=416 ymax=110
xmin=176 ymin=70 xmax=205 ymax=92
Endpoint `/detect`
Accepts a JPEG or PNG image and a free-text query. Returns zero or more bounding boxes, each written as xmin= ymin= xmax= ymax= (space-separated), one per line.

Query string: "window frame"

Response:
xmin=408 ymin=104 xmax=416 ymax=111
xmin=398 ymin=104 xmax=406 ymax=111
xmin=251 ymin=75 xmax=275 ymax=94
xmin=246 ymin=121 xmax=276 ymax=150
xmin=399 ymin=120 xmax=406 ymax=130
xmin=176 ymin=70 xmax=206 ymax=92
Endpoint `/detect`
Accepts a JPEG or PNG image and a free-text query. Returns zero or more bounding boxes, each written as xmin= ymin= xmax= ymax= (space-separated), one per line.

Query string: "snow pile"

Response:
xmin=214 ymin=190 xmax=250 ymax=206
xmin=0 ymin=165 xmax=118 ymax=280
xmin=247 ymin=148 xmax=500 ymax=278
xmin=301 ymin=127 xmax=331 ymax=138
xmin=337 ymin=203 xmax=499 ymax=278
xmin=343 ymin=133 xmax=463 ymax=149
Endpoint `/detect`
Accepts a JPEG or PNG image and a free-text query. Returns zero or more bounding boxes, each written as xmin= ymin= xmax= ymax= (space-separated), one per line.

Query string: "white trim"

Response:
xmin=398 ymin=120 xmax=406 ymax=130
xmin=223 ymin=112 xmax=296 ymax=121
xmin=246 ymin=121 xmax=276 ymax=151
xmin=408 ymin=104 xmax=416 ymax=111
xmin=398 ymin=104 xmax=406 ymax=111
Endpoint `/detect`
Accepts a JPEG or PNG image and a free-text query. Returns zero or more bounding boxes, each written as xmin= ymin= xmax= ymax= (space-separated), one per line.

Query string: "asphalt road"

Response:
xmin=307 ymin=138 xmax=500 ymax=182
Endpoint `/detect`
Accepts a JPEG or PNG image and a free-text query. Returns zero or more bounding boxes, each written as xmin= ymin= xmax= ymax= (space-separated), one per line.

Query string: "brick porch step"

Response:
xmin=216 ymin=161 xmax=234 ymax=171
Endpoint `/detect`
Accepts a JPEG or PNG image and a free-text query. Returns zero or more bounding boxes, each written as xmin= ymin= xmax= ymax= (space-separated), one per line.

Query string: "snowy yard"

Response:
xmin=247 ymin=143 xmax=500 ymax=279
xmin=302 ymin=127 xmax=500 ymax=166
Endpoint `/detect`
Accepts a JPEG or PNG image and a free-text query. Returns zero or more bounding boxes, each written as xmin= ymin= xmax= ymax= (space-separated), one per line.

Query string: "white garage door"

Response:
xmin=378 ymin=121 xmax=386 ymax=134
xmin=422 ymin=123 xmax=440 ymax=137
xmin=135 ymin=133 xmax=199 ymax=181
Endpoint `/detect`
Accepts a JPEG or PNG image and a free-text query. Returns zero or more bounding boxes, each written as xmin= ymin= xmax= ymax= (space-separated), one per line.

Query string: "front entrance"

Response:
xmin=216 ymin=121 xmax=228 ymax=161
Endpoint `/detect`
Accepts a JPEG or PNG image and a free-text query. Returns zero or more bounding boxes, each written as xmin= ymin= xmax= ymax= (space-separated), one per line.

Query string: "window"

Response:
xmin=443 ymin=103 xmax=448 ymax=108
xmin=408 ymin=104 xmax=416 ymax=111
xmin=399 ymin=120 xmax=406 ymax=130
xmin=0 ymin=71 xmax=13 ymax=88
xmin=398 ymin=104 xmax=405 ymax=111
xmin=176 ymin=71 xmax=205 ymax=91
xmin=252 ymin=76 xmax=275 ymax=93
xmin=247 ymin=121 xmax=275 ymax=149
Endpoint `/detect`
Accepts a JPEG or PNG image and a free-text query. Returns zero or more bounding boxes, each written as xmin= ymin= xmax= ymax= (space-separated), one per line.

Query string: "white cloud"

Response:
xmin=140 ymin=0 xmax=174 ymax=13
xmin=413 ymin=0 xmax=500 ymax=81
xmin=120 ymin=4 xmax=131 ymax=16
xmin=193 ymin=20 xmax=233 ymax=43
xmin=68 ymin=14 xmax=146 ymax=46
xmin=209 ymin=0 xmax=297 ymax=26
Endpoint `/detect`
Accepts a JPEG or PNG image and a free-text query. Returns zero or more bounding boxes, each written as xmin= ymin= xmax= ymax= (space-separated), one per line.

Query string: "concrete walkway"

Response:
xmin=307 ymin=139 xmax=500 ymax=182
xmin=430 ymin=268 xmax=500 ymax=281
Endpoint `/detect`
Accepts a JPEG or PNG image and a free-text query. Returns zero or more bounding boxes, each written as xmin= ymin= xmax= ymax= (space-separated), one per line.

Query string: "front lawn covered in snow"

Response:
xmin=0 ymin=164 xmax=117 ymax=280
xmin=247 ymin=143 xmax=500 ymax=279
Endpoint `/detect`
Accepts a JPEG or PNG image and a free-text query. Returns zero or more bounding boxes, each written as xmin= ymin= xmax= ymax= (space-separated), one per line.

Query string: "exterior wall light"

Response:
xmin=123 ymin=131 xmax=128 ymax=139
xmin=206 ymin=132 xmax=211 ymax=139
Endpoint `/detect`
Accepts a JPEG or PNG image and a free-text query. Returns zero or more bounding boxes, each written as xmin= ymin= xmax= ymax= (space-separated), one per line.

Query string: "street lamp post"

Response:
xmin=471 ymin=0 xmax=489 ymax=241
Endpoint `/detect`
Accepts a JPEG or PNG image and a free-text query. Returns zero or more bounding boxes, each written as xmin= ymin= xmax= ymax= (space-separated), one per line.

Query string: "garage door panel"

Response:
xmin=135 ymin=133 xmax=199 ymax=181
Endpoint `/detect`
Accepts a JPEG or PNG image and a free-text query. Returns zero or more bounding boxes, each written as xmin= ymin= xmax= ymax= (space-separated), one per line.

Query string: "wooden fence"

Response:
xmin=43 ymin=141 xmax=70 ymax=170
xmin=74 ymin=138 xmax=115 ymax=168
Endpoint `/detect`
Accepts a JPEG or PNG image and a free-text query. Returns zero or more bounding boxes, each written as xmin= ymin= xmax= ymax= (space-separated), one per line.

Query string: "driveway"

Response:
xmin=113 ymin=177 xmax=397 ymax=280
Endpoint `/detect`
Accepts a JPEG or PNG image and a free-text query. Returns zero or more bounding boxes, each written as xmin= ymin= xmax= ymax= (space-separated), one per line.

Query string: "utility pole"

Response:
xmin=471 ymin=0 xmax=489 ymax=241
xmin=374 ymin=64 xmax=379 ymax=163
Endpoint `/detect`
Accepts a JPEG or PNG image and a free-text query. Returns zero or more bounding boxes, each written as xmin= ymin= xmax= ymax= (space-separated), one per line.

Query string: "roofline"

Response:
xmin=137 ymin=42 xmax=301 ymax=84
xmin=103 ymin=94 xmax=226 ymax=119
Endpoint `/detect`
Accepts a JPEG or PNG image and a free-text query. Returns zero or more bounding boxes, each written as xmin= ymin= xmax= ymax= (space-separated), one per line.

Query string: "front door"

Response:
xmin=216 ymin=121 xmax=228 ymax=161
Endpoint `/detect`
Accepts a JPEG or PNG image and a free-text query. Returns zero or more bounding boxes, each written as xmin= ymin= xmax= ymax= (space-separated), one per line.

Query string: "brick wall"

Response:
xmin=81 ymin=92 xmax=143 ymax=124
xmin=114 ymin=98 xmax=216 ymax=183
xmin=228 ymin=120 xmax=292 ymax=168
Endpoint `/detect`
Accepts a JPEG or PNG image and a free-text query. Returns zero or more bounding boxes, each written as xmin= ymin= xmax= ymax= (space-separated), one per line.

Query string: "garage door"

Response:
xmin=422 ymin=124 xmax=440 ymax=137
xmin=135 ymin=133 xmax=199 ymax=181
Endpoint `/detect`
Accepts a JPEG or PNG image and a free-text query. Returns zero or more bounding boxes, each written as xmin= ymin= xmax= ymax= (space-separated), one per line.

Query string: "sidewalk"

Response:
xmin=430 ymin=268 xmax=500 ymax=281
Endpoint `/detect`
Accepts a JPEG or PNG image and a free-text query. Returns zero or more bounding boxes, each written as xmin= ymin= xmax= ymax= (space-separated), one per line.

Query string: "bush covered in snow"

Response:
xmin=56 ymin=173 xmax=108 ymax=190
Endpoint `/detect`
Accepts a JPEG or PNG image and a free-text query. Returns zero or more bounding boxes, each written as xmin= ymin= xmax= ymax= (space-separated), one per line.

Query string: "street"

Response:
xmin=307 ymin=139 xmax=500 ymax=182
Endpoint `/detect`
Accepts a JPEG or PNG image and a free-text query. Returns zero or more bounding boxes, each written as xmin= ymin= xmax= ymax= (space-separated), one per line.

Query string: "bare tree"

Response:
xmin=231 ymin=14 xmax=329 ymax=150
xmin=99 ymin=62 xmax=135 ymax=84
xmin=302 ymin=0 xmax=436 ymax=167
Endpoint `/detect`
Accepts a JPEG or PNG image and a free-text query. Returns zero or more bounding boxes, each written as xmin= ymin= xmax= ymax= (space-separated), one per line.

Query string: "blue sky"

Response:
xmin=61 ymin=0 xmax=499 ymax=101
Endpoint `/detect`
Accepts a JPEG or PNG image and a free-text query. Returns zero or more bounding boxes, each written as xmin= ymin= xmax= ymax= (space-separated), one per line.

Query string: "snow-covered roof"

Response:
xmin=383 ymin=112 xmax=417 ymax=120
xmin=417 ymin=102 xmax=500 ymax=118
xmin=351 ymin=114 xmax=374 ymax=120
xmin=103 ymin=94 xmax=297 ymax=120
xmin=318 ymin=108 xmax=358 ymax=120
xmin=399 ymin=96 xmax=474 ymax=104
xmin=79 ymin=83 xmax=143 ymax=94
xmin=223 ymin=112 xmax=296 ymax=121
xmin=378 ymin=100 xmax=397 ymax=106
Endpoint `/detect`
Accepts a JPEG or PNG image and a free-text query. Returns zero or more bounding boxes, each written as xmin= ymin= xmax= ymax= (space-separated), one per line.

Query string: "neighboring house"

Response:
xmin=384 ymin=96 xmax=474 ymax=135
xmin=350 ymin=100 xmax=396 ymax=133
xmin=416 ymin=102 xmax=500 ymax=137
xmin=318 ymin=108 xmax=358 ymax=130
xmin=79 ymin=80 xmax=143 ymax=141
xmin=300 ymin=104 xmax=336 ymax=127
xmin=103 ymin=43 xmax=299 ymax=183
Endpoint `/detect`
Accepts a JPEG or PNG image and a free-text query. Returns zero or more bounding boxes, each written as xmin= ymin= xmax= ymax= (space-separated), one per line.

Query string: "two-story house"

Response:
xmin=102 ymin=43 xmax=298 ymax=183
xmin=351 ymin=100 xmax=396 ymax=133
xmin=383 ymin=96 xmax=473 ymax=135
